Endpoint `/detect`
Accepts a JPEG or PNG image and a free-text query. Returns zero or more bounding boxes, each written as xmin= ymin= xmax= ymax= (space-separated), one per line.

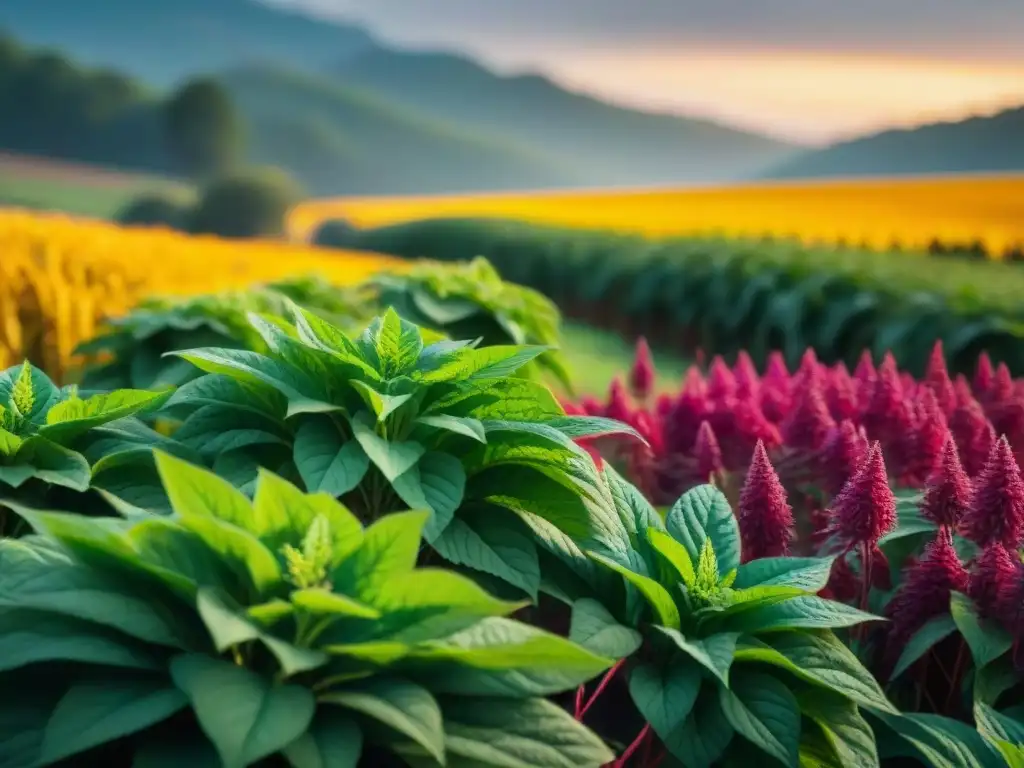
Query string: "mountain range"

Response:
xmin=1 ymin=0 xmax=1020 ymax=195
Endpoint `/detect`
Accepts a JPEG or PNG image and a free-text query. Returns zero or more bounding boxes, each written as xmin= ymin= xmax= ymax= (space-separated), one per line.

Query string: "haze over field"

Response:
xmin=0 ymin=0 xmax=1022 ymax=198
xmin=288 ymin=0 xmax=1024 ymax=144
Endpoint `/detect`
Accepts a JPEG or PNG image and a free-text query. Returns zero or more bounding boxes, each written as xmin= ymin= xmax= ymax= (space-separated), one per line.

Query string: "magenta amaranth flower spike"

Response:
xmin=733 ymin=350 xmax=761 ymax=400
xmin=820 ymin=419 xmax=870 ymax=496
xmin=655 ymin=393 xmax=674 ymax=420
xmin=828 ymin=441 xmax=897 ymax=545
xmin=793 ymin=348 xmax=822 ymax=389
xmin=628 ymin=336 xmax=655 ymax=402
xmin=961 ymin=436 xmax=1024 ymax=549
xmin=826 ymin=362 xmax=859 ymax=422
xmin=854 ymin=349 xmax=877 ymax=390
xmin=884 ymin=533 xmax=969 ymax=666
xmin=693 ymin=420 xmax=724 ymax=481
xmin=716 ymin=397 xmax=782 ymax=469
xmin=781 ymin=377 xmax=836 ymax=452
xmin=665 ymin=369 xmax=708 ymax=453
xmin=949 ymin=394 xmax=993 ymax=476
xmin=578 ymin=396 xmax=604 ymax=416
xmin=975 ymin=352 xmax=995 ymax=399
xmin=764 ymin=351 xmax=791 ymax=389
xmin=862 ymin=353 xmax=910 ymax=446
xmin=991 ymin=362 xmax=1015 ymax=405
xmin=707 ymin=356 xmax=736 ymax=403
xmin=738 ymin=440 xmax=794 ymax=561
xmin=921 ymin=435 xmax=972 ymax=529
xmin=905 ymin=389 xmax=950 ymax=485
xmin=968 ymin=543 xmax=1020 ymax=620
xmin=924 ymin=340 xmax=956 ymax=415
xmin=605 ymin=377 xmax=633 ymax=425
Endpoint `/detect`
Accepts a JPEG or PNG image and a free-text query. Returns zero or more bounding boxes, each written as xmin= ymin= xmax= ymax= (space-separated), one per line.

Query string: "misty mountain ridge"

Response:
xmin=0 ymin=0 xmax=803 ymax=193
xmin=762 ymin=106 xmax=1024 ymax=180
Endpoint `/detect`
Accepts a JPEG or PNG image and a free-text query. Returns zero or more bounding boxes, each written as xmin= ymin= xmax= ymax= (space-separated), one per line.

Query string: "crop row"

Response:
xmin=0 ymin=209 xmax=403 ymax=380
xmin=290 ymin=173 xmax=1024 ymax=258
xmin=3 ymin=291 xmax=1023 ymax=765
xmin=344 ymin=217 xmax=1024 ymax=376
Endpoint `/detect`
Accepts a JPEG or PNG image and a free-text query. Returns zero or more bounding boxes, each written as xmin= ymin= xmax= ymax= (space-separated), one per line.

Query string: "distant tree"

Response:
xmin=312 ymin=218 xmax=360 ymax=248
xmin=116 ymin=193 xmax=191 ymax=230
xmin=163 ymin=78 xmax=243 ymax=179
xmin=188 ymin=167 xmax=303 ymax=239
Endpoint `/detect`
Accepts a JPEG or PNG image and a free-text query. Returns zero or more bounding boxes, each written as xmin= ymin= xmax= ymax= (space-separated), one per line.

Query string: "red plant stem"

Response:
xmin=945 ymin=641 xmax=968 ymax=713
xmin=610 ymin=724 xmax=652 ymax=768
xmin=574 ymin=684 xmax=586 ymax=718
xmin=577 ymin=658 xmax=626 ymax=721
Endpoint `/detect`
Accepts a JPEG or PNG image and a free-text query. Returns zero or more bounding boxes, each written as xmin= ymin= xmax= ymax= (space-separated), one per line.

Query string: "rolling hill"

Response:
xmin=0 ymin=0 xmax=803 ymax=190
xmin=763 ymin=106 xmax=1024 ymax=180
xmin=333 ymin=48 xmax=800 ymax=185
xmin=0 ymin=0 xmax=376 ymax=86
xmin=222 ymin=66 xmax=584 ymax=195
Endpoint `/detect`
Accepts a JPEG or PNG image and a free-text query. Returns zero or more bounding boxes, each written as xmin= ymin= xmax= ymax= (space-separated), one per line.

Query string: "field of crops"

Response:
xmin=342 ymin=217 xmax=1024 ymax=379
xmin=0 ymin=209 xmax=403 ymax=379
xmin=3 ymin=191 xmax=1024 ymax=765
xmin=291 ymin=173 xmax=1024 ymax=257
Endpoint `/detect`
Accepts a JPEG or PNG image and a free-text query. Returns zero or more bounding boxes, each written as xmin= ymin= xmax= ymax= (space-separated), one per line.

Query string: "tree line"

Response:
xmin=0 ymin=31 xmax=241 ymax=180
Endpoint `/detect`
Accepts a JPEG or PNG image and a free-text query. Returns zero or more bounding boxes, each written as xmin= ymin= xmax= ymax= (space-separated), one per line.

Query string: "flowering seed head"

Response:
xmin=707 ymin=356 xmax=737 ymax=403
xmin=827 ymin=441 xmax=897 ymax=545
xmin=694 ymin=420 xmax=724 ymax=480
xmin=961 ymin=436 xmax=1024 ymax=549
xmin=924 ymin=340 xmax=956 ymax=415
xmin=738 ymin=440 xmax=794 ymax=561
xmin=628 ymin=337 xmax=655 ymax=401
xmin=733 ymin=350 xmax=761 ymax=400
xmin=921 ymin=435 xmax=972 ymax=529
xmin=826 ymin=362 xmax=859 ymax=422
xmin=974 ymin=352 xmax=995 ymax=399
xmin=781 ymin=377 xmax=836 ymax=452
xmin=884 ymin=533 xmax=969 ymax=664
xmin=968 ymin=543 xmax=1021 ymax=621
xmin=820 ymin=419 xmax=870 ymax=496
xmin=605 ymin=376 xmax=634 ymax=424
xmin=862 ymin=353 xmax=910 ymax=446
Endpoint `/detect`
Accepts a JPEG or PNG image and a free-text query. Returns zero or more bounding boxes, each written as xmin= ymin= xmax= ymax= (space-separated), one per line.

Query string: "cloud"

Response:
xmin=292 ymin=0 xmax=1024 ymax=60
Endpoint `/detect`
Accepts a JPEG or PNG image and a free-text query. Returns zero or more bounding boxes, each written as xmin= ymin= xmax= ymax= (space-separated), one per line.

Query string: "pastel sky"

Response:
xmin=281 ymin=0 xmax=1024 ymax=144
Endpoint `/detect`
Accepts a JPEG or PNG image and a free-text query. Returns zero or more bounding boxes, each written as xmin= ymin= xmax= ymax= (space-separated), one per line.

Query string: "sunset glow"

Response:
xmin=542 ymin=50 xmax=1024 ymax=144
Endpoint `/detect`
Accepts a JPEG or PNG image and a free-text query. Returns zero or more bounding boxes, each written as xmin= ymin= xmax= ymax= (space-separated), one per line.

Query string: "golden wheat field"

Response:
xmin=290 ymin=173 xmax=1024 ymax=255
xmin=0 ymin=209 xmax=403 ymax=378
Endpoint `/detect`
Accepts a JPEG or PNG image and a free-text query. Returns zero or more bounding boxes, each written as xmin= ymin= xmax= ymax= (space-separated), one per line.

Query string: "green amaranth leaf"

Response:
xmin=628 ymin=659 xmax=702 ymax=740
xmin=587 ymin=551 xmax=681 ymax=629
xmin=170 ymin=654 xmax=316 ymax=768
xmin=950 ymin=591 xmax=1013 ymax=670
xmin=293 ymin=418 xmax=370 ymax=497
xmin=569 ymin=598 xmax=643 ymax=659
xmin=891 ymin=614 xmax=958 ymax=679
xmin=350 ymin=414 xmax=425 ymax=483
xmin=718 ymin=672 xmax=800 ymax=767
xmin=665 ymin=484 xmax=741 ymax=577
xmin=733 ymin=556 xmax=835 ymax=592
xmin=655 ymin=627 xmax=737 ymax=687
xmin=320 ymin=677 xmax=444 ymax=764
xmin=39 ymin=678 xmax=187 ymax=765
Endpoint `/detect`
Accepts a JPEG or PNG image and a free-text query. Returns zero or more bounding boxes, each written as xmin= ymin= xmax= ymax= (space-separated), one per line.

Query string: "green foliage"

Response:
xmin=164 ymin=307 xmax=639 ymax=596
xmin=372 ymin=257 xmax=573 ymax=390
xmin=0 ymin=454 xmax=614 ymax=767
xmin=311 ymin=217 xmax=360 ymax=249
xmin=164 ymin=77 xmax=244 ymax=179
xmin=77 ymin=258 xmax=574 ymax=400
xmin=189 ymin=167 xmax=304 ymax=239
xmin=75 ymin=278 xmax=374 ymax=391
xmin=349 ymin=218 xmax=1024 ymax=375
xmin=570 ymin=482 xmax=894 ymax=767
xmin=0 ymin=361 xmax=174 ymax=532
xmin=115 ymin=192 xmax=193 ymax=230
